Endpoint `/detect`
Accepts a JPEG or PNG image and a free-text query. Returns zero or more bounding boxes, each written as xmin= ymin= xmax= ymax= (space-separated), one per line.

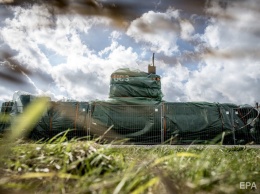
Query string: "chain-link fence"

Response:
xmin=0 ymin=102 xmax=259 ymax=144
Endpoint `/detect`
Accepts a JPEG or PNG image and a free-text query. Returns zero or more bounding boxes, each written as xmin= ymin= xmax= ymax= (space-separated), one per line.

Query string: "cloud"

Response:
xmin=180 ymin=19 xmax=194 ymax=40
xmin=0 ymin=4 xmax=140 ymax=101
xmin=51 ymin=42 xmax=139 ymax=101
xmin=126 ymin=8 xmax=180 ymax=56
xmin=1 ymin=1 xmax=259 ymax=106
xmin=160 ymin=62 xmax=190 ymax=102
xmin=185 ymin=0 xmax=260 ymax=104
xmin=152 ymin=0 xmax=260 ymax=105
xmin=0 ymin=86 xmax=14 ymax=104
xmin=185 ymin=58 xmax=260 ymax=104
xmin=1 ymin=5 xmax=53 ymax=70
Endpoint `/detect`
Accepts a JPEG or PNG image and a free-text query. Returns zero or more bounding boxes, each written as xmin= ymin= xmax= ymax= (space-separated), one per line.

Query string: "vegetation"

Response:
xmin=0 ymin=138 xmax=259 ymax=194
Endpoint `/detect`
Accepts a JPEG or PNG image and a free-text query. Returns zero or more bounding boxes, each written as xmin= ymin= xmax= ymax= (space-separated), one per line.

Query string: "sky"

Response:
xmin=0 ymin=0 xmax=259 ymax=105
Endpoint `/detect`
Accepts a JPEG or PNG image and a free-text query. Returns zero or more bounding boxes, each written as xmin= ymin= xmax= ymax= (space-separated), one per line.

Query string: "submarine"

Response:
xmin=0 ymin=54 xmax=259 ymax=144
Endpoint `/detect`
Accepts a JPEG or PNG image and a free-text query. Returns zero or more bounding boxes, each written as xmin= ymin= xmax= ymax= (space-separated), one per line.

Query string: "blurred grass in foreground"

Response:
xmin=0 ymin=98 xmax=49 ymax=160
xmin=0 ymin=139 xmax=259 ymax=194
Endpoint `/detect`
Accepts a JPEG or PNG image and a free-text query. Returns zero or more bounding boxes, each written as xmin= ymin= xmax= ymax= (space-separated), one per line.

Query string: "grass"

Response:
xmin=0 ymin=139 xmax=259 ymax=194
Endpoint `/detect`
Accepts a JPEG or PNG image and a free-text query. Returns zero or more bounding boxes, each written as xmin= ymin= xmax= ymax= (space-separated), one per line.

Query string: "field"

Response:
xmin=0 ymin=138 xmax=259 ymax=194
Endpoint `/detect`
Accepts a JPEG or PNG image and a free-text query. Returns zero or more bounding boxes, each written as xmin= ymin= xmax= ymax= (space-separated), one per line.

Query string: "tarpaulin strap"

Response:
xmin=4 ymin=102 xmax=7 ymax=113
xmin=163 ymin=103 xmax=166 ymax=137
xmin=83 ymin=103 xmax=87 ymax=130
xmin=217 ymin=103 xmax=224 ymax=131
xmin=5 ymin=102 xmax=8 ymax=113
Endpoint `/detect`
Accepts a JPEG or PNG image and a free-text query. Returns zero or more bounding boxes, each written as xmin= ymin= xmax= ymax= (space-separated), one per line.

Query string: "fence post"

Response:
xmin=230 ymin=108 xmax=236 ymax=145
xmin=161 ymin=103 xmax=164 ymax=144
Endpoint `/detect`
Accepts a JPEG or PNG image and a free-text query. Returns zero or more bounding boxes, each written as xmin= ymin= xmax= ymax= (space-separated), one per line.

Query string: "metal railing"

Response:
xmin=0 ymin=102 xmax=259 ymax=144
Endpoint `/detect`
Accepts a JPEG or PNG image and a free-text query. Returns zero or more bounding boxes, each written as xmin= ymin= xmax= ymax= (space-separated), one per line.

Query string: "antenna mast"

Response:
xmin=152 ymin=53 xmax=155 ymax=67
xmin=148 ymin=53 xmax=156 ymax=74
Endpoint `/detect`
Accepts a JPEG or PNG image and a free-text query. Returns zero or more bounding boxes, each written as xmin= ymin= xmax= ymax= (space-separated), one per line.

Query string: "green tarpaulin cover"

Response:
xmin=91 ymin=98 xmax=162 ymax=143
xmin=164 ymin=102 xmax=240 ymax=143
xmin=29 ymin=101 xmax=89 ymax=139
xmin=1 ymin=88 xmax=259 ymax=144
xmin=109 ymin=68 xmax=163 ymax=101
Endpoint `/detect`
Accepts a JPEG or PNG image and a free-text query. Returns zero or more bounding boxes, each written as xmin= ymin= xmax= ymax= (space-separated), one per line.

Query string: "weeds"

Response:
xmin=0 ymin=139 xmax=259 ymax=194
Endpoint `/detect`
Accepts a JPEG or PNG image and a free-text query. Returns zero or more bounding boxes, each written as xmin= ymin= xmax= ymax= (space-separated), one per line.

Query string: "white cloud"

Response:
xmin=50 ymin=42 xmax=139 ymax=101
xmin=48 ymin=36 xmax=140 ymax=101
xmin=185 ymin=0 xmax=260 ymax=104
xmin=203 ymin=24 xmax=219 ymax=48
xmin=160 ymin=62 xmax=190 ymax=102
xmin=0 ymin=4 xmax=140 ymax=102
xmin=155 ymin=0 xmax=260 ymax=105
xmin=0 ymin=86 xmax=13 ymax=104
xmin=185 ymin=58 xmax=260 ymax=104
xmin=180 ymin=20 xmax=194 ymax=40
xmin=204 ymin=0 xmax=260 ymax=52
xmin=1 ymin=5 xmax=53 ymax=70
xmin=109 ymin=30 xmax=122 ymax=40
xmin=126 ymin=8 xmax=180 ymax=56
